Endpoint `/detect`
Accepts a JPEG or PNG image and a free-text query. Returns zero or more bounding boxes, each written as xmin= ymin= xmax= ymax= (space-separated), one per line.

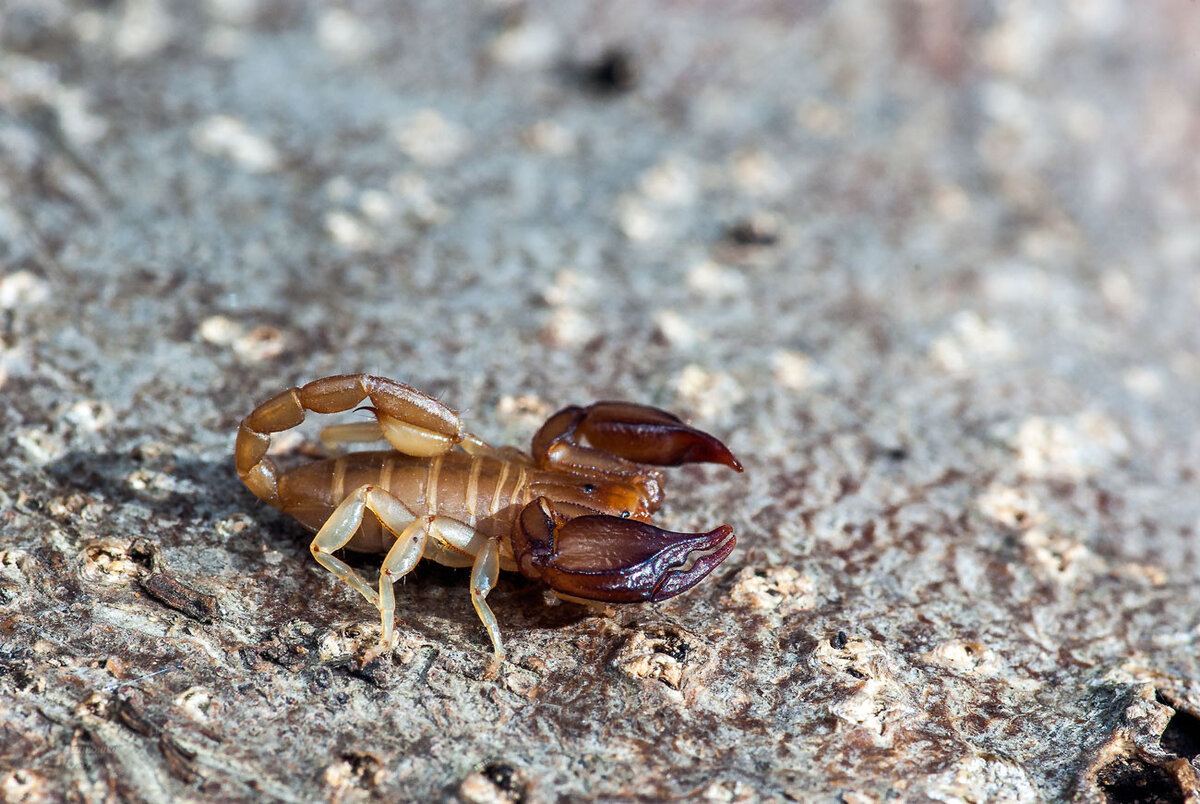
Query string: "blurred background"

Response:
xmin=2 ymin=1 xmax=1199 ymax=800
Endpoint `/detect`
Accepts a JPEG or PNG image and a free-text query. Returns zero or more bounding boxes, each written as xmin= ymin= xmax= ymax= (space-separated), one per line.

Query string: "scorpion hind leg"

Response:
xmin=319 ymin=420 xmax=386 ymax=451
xmin=511 ymin=498 xmax=737 ymax=604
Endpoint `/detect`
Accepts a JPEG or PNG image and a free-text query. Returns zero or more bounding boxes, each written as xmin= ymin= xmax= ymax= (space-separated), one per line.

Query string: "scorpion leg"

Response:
xmin=470 ymin=538 xmax=504 ymax=665
xmin=310 ymin=484 xmax=423 ymax=643
xmin=319 ymin=420 xmax=386 ymax=451
xmin=313 ymin=489 xmax=507 ymax=657
xmin=377 ymin=516 xmax=431 ymax=646
xmin=413 ymin=516 xmax=507 ymax=660
xmin=320 ymin=417 xmax=516 ymax=464
xmin=380 ymin=514 xmax=498 ymax=653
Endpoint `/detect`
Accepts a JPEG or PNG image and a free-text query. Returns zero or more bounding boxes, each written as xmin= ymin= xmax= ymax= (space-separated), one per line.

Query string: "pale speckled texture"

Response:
xmin=2 ymin=1 xmax=1200 ymax=801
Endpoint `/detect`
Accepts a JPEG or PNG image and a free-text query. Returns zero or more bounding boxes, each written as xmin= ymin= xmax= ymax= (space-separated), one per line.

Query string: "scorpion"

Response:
xmin=235 ymin=374 xmax=742 ymax=664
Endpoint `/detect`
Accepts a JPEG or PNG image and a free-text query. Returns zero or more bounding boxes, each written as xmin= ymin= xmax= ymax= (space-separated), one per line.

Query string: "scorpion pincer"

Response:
xmin=235 ymin=374 xmax=742 ymax=664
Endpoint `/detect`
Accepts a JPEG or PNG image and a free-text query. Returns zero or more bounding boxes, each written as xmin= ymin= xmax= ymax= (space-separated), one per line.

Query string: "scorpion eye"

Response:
xmin=621 ymin=510 xmax=631 ymax=518
xmin=583 ymin=483 xmax=596 ymax=493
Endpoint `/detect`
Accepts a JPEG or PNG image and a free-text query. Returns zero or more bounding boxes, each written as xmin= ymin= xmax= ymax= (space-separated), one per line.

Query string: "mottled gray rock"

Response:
xmin=2 ymin=1 xmax=1200 ymax=801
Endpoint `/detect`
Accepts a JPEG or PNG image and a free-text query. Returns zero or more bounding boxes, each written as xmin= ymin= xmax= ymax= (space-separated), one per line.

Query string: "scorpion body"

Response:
xmin=236 ymin=374 xmax=741 ymax=664
xmin=272 ymin=449 xmax=649 ymax=563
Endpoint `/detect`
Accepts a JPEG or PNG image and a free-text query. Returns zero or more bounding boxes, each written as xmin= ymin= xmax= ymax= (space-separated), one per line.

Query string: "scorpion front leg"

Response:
xmin=470 ymin=538 xmax=504 ymax=668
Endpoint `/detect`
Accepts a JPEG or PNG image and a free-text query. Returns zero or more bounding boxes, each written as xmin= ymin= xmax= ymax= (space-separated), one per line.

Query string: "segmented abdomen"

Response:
xmin=275 ymin=450 xmax=531 ymax=553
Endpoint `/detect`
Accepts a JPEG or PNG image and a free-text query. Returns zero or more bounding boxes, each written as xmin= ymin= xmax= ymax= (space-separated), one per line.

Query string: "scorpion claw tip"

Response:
xmin=650 ymin=525 xmax=736 ymax=601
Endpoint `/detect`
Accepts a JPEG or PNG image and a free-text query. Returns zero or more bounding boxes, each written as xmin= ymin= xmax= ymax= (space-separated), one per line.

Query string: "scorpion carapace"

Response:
xmin=235 ymin=374 xmax=742 ymax=664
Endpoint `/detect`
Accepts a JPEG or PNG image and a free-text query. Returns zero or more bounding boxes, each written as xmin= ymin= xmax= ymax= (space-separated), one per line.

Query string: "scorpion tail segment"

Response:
xmin=513 ymin=499 xmax=737 ymax=603
xmin=236 ymin=387 xmax=307 ymax=504
xmin=533 ymin=403 xmax=742 ymax=472
xmin=237 ymin=375 xmax=467 ymax=505
xmin=304 ymin=375 xmax=463 ymax=458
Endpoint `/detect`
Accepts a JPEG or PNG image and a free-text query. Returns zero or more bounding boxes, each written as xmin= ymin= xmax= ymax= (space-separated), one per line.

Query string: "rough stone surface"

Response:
xmin=2 ymin=1 xmax=1200 ymax=801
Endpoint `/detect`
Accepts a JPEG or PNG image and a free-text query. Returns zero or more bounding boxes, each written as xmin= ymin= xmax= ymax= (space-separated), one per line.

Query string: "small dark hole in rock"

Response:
xmin=1157 ymin=694 xmax=1200 ymax=760
xmin=726 ymin=217 xmax=779 ymax=246
xmin=657 ymin=637 xmax=689 ymax=663
xmin=482 ymin=761 xmax=524 ymax=801
xmin=340 ymin=751 xmax=382 ymax=788
xmin=884 ymin=447 xmax=908 ymax=461
xmin=309 ymin=667 xmax=332 ymax=692
xmin=580 ymin=48 xmax=637 ymax=93
xmin=1096 ymin=756 xmax=1181 ymax=804
xmin=846 ymin=667 xmax=867 ymax=680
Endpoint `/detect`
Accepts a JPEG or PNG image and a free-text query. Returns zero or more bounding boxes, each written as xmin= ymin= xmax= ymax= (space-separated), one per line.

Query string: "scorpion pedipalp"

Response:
xmin=532 ymin=401 xmax=743 ymax=476
xmin=513 ymin=498 xmax=737 ymax=603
